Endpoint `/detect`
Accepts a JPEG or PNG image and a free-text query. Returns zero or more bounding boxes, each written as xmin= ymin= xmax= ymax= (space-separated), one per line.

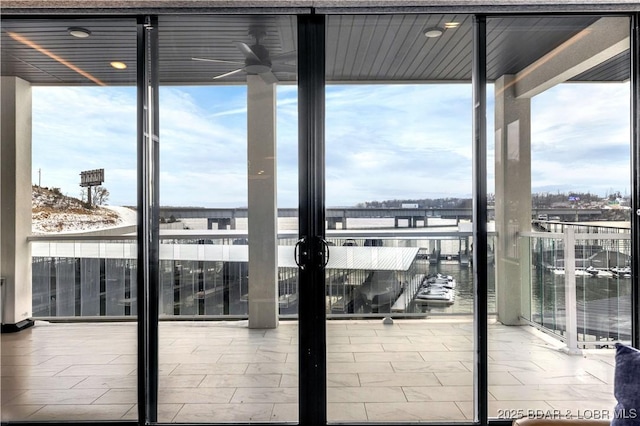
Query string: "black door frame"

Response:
xmin=1 ymin=7 xmax=637 ymax=426
xmin=136 ymin=14 xmax=160 ymax=425
xmin=297 ymin=13 xmax=328 ymax=426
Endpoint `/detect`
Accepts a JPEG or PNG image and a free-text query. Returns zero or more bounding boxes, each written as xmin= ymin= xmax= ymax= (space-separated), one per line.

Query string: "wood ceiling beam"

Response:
xmin=514 ymin=16 xmax=630 ymax=99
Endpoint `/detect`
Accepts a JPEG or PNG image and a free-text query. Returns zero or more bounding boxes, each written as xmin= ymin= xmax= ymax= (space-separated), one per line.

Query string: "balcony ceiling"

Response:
xmin=0 ymin=14 xmax=630 ymax=86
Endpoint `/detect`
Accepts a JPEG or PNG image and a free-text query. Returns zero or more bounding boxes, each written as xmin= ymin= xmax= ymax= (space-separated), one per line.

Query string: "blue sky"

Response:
xmin=32 ymin=81 xmax=630 ymax=208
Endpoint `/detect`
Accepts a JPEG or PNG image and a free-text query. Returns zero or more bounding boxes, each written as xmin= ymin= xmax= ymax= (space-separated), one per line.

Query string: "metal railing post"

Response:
xmin=563 ymin=227 xmax=581 ymax=354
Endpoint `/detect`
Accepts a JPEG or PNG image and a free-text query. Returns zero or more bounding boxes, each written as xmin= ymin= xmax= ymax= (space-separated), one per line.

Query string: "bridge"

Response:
xmin=159 ymin=207 xmax=603 ymax=229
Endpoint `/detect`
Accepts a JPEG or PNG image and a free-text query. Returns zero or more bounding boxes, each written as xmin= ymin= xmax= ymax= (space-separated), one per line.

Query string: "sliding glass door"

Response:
xmin=155 ymin=14 xmax=299 ymax=423
xmin=322 ymin=14 xmax=478 ymax=423
xmin=0 ymin=17 xmax=138 ymax=423
xmin=1 ymin=9 xmax=637 ymax=426
xmin=487 ymin=15 xmax=632 ymax=421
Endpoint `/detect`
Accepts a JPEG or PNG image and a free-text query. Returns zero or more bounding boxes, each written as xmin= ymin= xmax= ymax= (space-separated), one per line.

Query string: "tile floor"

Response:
xmin=1 ymin=317 xmax=617 ymax=423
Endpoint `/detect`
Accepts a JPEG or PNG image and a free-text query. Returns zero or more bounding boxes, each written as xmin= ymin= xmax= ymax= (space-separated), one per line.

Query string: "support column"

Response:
xmin=1 ymin=77 xmax=33 ymax=332
xmin=495 ymin=74 xmax=531 ymax=325
xmin=247 ymin=75 xmax=278 ymax=329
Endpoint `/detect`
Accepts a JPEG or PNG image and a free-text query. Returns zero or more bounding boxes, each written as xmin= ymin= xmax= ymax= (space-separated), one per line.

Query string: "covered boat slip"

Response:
xmin=30 ymin=240 xmax=424 ymax=315
xmin=31 ymin=241 xmax=419 ymax=270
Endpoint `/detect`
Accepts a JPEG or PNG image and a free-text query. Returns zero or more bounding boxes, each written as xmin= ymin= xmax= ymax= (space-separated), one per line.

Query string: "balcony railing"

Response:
xmin=521 ymin=222 xmax=631 ymax=350
xmin=28 ymin=229 xmax=496 ymax=320
xmin=29 ymin=222 xmax=631 ymax=350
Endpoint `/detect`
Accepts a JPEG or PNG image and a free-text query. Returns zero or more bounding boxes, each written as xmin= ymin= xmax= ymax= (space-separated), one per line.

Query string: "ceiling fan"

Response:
xmin=192 ymin=28 xmax=296 ymax=84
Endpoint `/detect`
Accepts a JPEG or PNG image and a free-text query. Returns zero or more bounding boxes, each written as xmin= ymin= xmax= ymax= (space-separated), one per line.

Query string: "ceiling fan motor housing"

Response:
xmin=245 ymin=43 xmax=272 ymax=74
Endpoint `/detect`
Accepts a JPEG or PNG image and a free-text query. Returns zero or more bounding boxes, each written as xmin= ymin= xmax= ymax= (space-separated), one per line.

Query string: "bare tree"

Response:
xmin=92 ymin=186 xmax=110 ymax=205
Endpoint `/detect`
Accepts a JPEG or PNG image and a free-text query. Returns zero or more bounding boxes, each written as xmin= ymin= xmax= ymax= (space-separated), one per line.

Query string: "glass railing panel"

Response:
xmin=105 ymin=258 xmax=128 ymax=316
xmin=526 ymin=234 xmax=567 ymax=337
xmin=56 ymin=258 xmax=77 ymax=317
xmin=80 ymin=257 xmax=101 ymax=316
xmin=524 ymin=228 xmax=632 ymax=345
xmin=32 ymin=240 xmax=138 ymax=319
xmin=575 ymin=233 xmax=632 ymax=345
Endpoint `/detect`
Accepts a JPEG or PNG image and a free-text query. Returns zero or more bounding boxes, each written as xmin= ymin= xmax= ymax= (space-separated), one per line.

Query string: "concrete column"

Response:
xmin=246 ymin=75 xmax=278 ymax=329
xmin=1 ymin=77 xmax=33 ymax=331
xmin=494 ymin=74 xmax=532 ymax=325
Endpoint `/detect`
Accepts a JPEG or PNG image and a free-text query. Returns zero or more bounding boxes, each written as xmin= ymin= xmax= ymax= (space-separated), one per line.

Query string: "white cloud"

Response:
xmin=323 ymin=84 xmax=474 ymax=205
xmin=531 ymin=82 xmax=630 ymax=195
xmin=32 ymin=81 xmax=631 ymax=209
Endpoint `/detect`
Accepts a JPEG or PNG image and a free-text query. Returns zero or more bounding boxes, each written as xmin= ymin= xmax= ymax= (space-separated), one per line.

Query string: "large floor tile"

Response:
xmin=327 ymin=386 xmax=407 ymax=403
xmin=359 ymin=372 xmax=441 ymax=387
xmin=403 ymin=385 xmax=475 ymax=402
xmin=26 ymin=404 xmax=133 ymax=421
xmin=328 ymin=402 xmax=368 ymax=422
xmin=231 ymin=387 xmax=298 ymax=404
xmin=9 ymin=388 xmax=108 ymax=405
xmin=199 ymin=373 xmax=282 ymax=388
xmin=365 ymin=401 xmax=465 ymax=421
xmin=172 ymin=403 xmax=274 ymax=422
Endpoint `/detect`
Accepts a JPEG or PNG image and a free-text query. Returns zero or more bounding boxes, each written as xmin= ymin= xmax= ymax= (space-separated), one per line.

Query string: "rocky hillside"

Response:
xmin=32 ymin=185 xmax=135 ymax=234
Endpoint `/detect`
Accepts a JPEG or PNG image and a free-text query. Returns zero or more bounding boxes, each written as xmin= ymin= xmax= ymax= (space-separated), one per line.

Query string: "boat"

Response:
xmin=423 ymin=273 xmax=456 ymax=289
xmin=414 ymin=273 xmax=456 ymax=306
xmin=358 ymin=270 xmax=403 ymax=312
xmin=414 ymin=285 xmax=455 ymax=305
xmin=585 ymin=266 xmax=615 ymax=278
xmin=610 ymin=266 xmax=632 ymax=278
xmin=585 ymin=266 xmax=599 ymax=277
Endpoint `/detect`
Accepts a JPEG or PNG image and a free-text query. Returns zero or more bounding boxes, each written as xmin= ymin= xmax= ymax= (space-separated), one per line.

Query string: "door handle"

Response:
xmin=294 ymin=237 xmax=307 ymax=270
xmin=319 ymin=237 xmax=330 ymax=268
xmin=295 ymin=236 xmax=329 ymax=270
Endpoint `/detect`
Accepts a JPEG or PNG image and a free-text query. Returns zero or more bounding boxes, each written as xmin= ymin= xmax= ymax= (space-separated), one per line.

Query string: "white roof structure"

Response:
xmin=32 ymin=242 xmax=420 ymax=272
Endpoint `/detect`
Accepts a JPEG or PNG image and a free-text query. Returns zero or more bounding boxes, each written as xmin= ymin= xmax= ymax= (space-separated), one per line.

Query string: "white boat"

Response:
xmin=414 ymin=285 xmax=455 ymax=305
xmin=553 ymin=268 xmax=594 ymax=276
xmin=610 ymin=266 xmax=632 ymax=278
xmin=424 ymin=273 xmax=456 ymax=289
xmin=585 ymin=266 xmax=615 ymax=278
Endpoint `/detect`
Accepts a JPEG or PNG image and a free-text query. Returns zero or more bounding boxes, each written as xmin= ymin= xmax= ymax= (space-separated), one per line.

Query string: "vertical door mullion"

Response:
xmin=137 ymin=15 xmax=160 ymax=424
xmin=297 ymin=13 xmax=327 ymax=426
xmin=631 ymin=12 xmax=640 ymax=348
xmin=472 ymin=14 xmax=489 ymax=426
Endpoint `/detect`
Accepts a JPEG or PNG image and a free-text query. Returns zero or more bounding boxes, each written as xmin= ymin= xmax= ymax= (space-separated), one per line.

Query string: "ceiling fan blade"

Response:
xmin=259 ymin=71 xmax=279 ymax=85
xmin=271 ymin=63 xmax=297 ymax=74
xmin=192 ymin=57 xmax=245 ymax=65
xmin=233 ymin=41 xmax=260 ymax=62
xmin=271 ymin=50 xmax=297 ymax=63
xmin=213 ymin=68 xmax=245 ymax=80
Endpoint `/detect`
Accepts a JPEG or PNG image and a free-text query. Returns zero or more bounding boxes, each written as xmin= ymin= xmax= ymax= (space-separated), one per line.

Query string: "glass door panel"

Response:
xmin=157 ymin=15 xmax=298 ymax=423
xmin=487 ymin=15 xmax=630 ymax=421
xmin=1 ymin=17 xmax=138 ymax=422
xmin=324 ymin=14 xmax=475 ymax=423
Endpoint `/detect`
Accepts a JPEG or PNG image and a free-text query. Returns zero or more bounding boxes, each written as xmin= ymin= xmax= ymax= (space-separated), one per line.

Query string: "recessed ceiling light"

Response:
xmin=444 ymin=22 xmax=460 ymax=29
xmin=110 ymin=61 xmax=127 ymax=70
xmin=67 ymin=27 xmax=91 ymax=38
xmin=423 ymin=27 xmax=444 ymax=38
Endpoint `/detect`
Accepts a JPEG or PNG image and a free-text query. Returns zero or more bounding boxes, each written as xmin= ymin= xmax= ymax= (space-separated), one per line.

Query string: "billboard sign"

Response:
xmin=80 ymin=169 xmax=104 ymax=187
